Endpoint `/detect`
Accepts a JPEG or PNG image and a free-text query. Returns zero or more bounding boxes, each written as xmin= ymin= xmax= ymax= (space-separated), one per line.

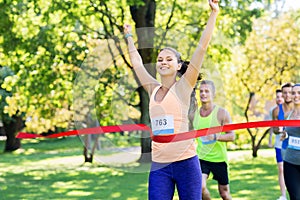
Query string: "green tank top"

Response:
xmin=193 ymin=105 xmax=228 ymax=162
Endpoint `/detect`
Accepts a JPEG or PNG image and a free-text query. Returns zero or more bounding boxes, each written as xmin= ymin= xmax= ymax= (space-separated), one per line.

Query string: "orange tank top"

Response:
xmin=149 ymin=84 xmax=196 ymax=163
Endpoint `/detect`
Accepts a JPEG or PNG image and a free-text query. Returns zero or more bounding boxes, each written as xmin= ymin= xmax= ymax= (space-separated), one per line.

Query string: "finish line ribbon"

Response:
xmin=16 ymin=124 xmax=151 ymax=139
xmin=17 ymin=120 xmax=300 ymax=143
xmin=152 ymin=120 xmax=300 ymax=143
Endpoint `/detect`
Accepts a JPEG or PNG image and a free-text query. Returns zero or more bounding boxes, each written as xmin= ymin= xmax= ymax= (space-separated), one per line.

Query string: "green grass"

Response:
xmin=0 ymin=137 xmax=289 ymax=200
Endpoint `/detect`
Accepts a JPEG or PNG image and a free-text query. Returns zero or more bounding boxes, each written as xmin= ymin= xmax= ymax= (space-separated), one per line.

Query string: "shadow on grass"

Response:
xmin=0 ymin=137 xmax=83 ymax=164
xmin=230 ymin=161 xmax=278 ymax=199
xmin=1 ymin=164 xmax=149 ymax=200
xmin=0 ymin=137 xmax=150 ymax=200
xmin=206 ymin=153 xmax=287 ymax=200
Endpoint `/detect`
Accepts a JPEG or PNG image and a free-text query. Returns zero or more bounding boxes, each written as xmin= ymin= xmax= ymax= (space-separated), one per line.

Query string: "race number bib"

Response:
xmin=151 ymin=115 xmax=174 ymax=135
xmin=288 ymin=136 xmax=300 ymax=150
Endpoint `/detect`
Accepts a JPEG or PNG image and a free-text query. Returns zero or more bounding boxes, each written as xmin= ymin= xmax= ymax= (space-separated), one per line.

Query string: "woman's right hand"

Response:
xmin=280 ymin=131 xmax=288 ymax=141
xmin=124 ymin=24 xmax=132 ymax=35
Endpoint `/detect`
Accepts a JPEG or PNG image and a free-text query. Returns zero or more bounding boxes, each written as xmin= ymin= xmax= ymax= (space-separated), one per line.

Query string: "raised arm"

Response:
xmin=124 ymin=25 xmax=159 ymax=95
xmin=182 ymin=0 xmax=219 ymax=87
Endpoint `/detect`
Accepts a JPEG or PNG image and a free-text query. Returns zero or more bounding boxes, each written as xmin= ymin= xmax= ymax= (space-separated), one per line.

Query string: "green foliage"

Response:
xmin=0 ymin=66 xmax=15 ymax=123
xmin=0 ymin=0 xmax=132 ymax=133
xmin=0 ymin=1 xmax=85 ymax=132
xmin=226 ymin=11 xmax=300 ymax=118
xmin=220 ymin=0 xmax=263 ymax=44
xmin=223 ymin=10 xmax=300 ymax=154
xmin=126 ymin=0 xmax=145 ymax=7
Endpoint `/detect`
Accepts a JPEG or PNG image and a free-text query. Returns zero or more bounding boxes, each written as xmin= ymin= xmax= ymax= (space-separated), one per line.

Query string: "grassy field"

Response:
xmin=0 ymin=136 xmax=288 ymax=200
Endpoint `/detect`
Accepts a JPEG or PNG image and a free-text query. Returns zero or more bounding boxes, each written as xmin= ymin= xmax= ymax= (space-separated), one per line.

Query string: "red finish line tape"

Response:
xmin=16 ymin=120 xmax=300 ymax=143
xmin=152 ymin=120 xmax=300 ymax=143
xmin=16 ymin=124 xmax=151 ymax=139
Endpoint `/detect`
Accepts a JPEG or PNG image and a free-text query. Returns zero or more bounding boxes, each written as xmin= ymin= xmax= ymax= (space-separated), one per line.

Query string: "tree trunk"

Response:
xmin=3 ymin=116 xmax=23 ymax=152
xmin=83 ymin=134 xmax=100 ymax=163
xmin=252 ymin=128 xmax=270 ymax=158
xmin=137 ymin=87 xmax=152 ymax=162
xmin=250 ymin=134 xmax=257 ymax=157
xmin=130 ymin=0 xmax=156 ymax=163
xmin=83 ymin=146 xmax=93 ymax=163
xmin=252 ymin=146 xmax=258 ymax=157
xmin=245 ymin=92 xmax=272 ymax=158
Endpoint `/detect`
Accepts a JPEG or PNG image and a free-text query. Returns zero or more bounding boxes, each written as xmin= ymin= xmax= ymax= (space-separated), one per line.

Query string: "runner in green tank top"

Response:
xmin=192 ymin=80 xmax=235 ymax=200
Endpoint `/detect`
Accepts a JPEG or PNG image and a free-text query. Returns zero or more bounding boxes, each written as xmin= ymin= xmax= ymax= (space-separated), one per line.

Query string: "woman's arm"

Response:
xmin=182 ymin=0 xmax=219 ymax=88
xmin=124 ymin=25 xmax=159 ymax=95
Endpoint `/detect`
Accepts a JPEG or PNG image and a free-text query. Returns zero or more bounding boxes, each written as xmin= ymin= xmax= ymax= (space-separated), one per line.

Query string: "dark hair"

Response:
xmin=160 ymin=47 xmax=181 ymax=62
xmin=281 ymin=82 xmax=293 ymax=90
xmin=177 ymin=62 xmax=203 ymax=81
xmin=177 ymin=60 xmax=189 ymax=76
xmin=275 ymin=89 xmax=282 ymax=93
xmin=159 ymin=47 xmax=203 ymax=80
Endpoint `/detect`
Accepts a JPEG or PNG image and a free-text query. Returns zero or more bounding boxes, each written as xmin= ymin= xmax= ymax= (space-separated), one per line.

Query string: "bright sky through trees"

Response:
xmin=284 ymin=0 xmax=300 ymax=10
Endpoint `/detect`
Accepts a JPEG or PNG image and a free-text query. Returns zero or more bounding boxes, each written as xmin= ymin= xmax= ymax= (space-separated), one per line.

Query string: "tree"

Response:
xmin=0 ymin=0 xmax=145 ymax=159
xmin=0 ymin=66 xmax=23 ymax=151
xmin=0 ymin=0 xmax=267 ymax=160
xmin=224 ymin=11 xmax=300 ymax=157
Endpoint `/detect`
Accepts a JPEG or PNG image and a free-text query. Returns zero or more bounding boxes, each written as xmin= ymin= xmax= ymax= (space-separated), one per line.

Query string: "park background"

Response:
xmin=0 ymin=0 xmax=299 ymax=199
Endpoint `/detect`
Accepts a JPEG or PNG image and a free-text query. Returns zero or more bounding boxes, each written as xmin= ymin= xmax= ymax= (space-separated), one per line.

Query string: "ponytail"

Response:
xmin=178 ymin=60 xmax=190 ymax=76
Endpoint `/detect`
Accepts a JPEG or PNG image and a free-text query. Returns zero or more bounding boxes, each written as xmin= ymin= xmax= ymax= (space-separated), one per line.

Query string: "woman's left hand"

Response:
xmin=209 ymin=0 xmax=220 ymax=13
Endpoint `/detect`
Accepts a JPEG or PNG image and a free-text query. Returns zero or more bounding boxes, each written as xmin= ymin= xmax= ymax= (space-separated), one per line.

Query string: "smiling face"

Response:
xmin=156 ymin=49 xmax=181 ymax=77
xmin=275 ymin=91 xmax=284 ymax=105
xmin=292 ymin=85 xmax=300 ymax=105
xmin=199 ymin=83 xmax=215 ymax=104
xmin=282 ymin=86 xmax=292 ymax=104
